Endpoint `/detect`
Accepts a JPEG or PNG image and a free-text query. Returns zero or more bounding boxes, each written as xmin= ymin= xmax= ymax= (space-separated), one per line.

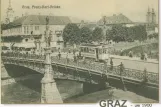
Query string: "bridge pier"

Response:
xmin=83 ymin=82 xmax=110 ymax=94
xmin=40 ymin=17 xmax=63 ymax=103
xmin=41 ymin=74 xmax=63 ymax=103
xmin=1 ymin=63 xmax=10 ymax=79
xmin=40 ymin=47 xmax=63 ymax=103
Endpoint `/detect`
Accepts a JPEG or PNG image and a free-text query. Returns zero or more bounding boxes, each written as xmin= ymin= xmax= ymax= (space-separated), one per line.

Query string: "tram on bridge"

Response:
xmin=78 ymin=44 xmax=109 ymax=62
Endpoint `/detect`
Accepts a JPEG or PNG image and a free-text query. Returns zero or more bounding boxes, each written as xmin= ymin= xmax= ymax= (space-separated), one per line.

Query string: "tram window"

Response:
xmin=99 ymin=49 xmax=103 ymax=54
xmin=81 ymin=48 xmax=84 ymax=52
xmin=86 ymin=48 xmax=89 ymax=53
xmin=84 ymin=47 xmax=86 ymax=52
xmin=89 ymin=48 xmax=94 ymax=54
xmin=103 ymin=49 xmax=106 ymax=54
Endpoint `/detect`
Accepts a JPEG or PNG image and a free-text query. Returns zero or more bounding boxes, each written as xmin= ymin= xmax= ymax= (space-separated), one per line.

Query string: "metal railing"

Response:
xmin=1 ymin=52 xmax=159 ymax=84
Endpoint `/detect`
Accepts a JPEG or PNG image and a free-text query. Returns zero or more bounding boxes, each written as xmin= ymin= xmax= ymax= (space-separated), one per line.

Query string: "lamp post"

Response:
xmin=102 ymin=16 xmax=107 ymax=44
xmin=41 ymin=16 xmax=63 ymax=103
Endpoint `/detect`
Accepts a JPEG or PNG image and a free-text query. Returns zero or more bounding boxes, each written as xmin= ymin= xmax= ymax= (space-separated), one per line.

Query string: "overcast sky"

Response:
xmin=1 ymin=0 xmax=159 ymax=22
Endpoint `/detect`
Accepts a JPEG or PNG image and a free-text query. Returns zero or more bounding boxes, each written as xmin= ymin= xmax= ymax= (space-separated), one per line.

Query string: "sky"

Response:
xmin=1 ymin=0 xmax=159 ymax=22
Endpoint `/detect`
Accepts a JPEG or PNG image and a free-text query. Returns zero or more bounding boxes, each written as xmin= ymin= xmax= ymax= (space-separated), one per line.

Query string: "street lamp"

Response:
xmin=102 ymin=16 xmax=107 ymax=44
xmin=40 ymin=16 xmax=63 ymax=103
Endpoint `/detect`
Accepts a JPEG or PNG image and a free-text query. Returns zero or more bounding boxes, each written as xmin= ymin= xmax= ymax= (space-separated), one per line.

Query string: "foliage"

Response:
xmin=92 ymin=27 xmax=103 ymax=42
xmin=62 ymin=23 xmax=80 ymax=45
xmin=79 ymin=27 xmax=92 ymax=43
xmin=107 ymin=25 xmax=147 ymax=42
xmin=148 ymin=33 xmax=159 ymax=39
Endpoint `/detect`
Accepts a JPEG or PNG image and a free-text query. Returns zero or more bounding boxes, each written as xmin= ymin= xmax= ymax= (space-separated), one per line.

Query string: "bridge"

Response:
xmin=1 ymin=52 xmax=159 ymax=102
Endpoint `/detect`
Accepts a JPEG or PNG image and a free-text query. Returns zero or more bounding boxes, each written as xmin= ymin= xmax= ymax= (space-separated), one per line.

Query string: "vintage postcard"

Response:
xmin=1 ymin=0 xmax=159 ymax=104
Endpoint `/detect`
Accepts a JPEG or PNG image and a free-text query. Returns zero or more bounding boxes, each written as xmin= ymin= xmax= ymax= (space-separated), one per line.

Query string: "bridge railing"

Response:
xmin=50 ymin=56 xmax=159 ymax=84
xmin=1 ymin=52 xmax=159 ymax=84
xmin=1 ymin=52 xmax=45 ymax=60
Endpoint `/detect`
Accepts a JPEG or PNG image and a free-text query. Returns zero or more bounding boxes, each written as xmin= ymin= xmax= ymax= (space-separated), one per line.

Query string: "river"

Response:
xmin=1 ymin=67 xmax=158 ymax=104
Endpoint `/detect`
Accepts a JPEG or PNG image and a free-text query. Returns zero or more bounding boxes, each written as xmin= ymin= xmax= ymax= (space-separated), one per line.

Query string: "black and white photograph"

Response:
xmin=1 ymin=0 xmax=159 ymax=104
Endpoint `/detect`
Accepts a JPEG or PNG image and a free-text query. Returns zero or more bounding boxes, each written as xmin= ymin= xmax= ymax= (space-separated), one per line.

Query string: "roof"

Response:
xmin=82 ymin=23 xmax=98 ymax=29
xmin=98 ymin=14 xmax=133 ymax=25
xmin=80 ymin=43 xmax=104 ymax=48
xmin=3 ymin=15 xmax=72 ymax=30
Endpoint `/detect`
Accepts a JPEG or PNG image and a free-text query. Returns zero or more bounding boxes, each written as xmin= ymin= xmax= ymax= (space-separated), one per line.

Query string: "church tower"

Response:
xmin=151 ymin=8 xmax=156 ymax=24
xmin=146 ymin=7 xmax=152 ymax=25
xmin=5 ymin=0 xmax=14 ymax=24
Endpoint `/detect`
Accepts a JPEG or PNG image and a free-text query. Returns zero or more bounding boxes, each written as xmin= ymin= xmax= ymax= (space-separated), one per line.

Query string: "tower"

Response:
xmin=102 ymin=16 xmax=107 ymax=43
xmin=41 ymin=17 xmax=63 ymax=103
xmin=146 ymin=7 xmax=151 ymax=25
xmin=151 ymin=8 xmax=156 ymax=24
xmin=6 ymin=0 xmax=14 ymax=24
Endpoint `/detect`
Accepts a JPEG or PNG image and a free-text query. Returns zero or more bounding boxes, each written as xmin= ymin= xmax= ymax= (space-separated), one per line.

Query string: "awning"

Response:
xmin=13 ymin=43 xmax=36 ymax=48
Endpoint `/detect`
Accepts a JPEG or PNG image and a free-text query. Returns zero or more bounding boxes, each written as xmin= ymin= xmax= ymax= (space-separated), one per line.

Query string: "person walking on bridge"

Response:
xmin=144 ymin=53 xmax=148 ymax=61
xmin=58 ymin=51 xmax=61 ymax=60
xmin=110 ymin=58 xmax=113 ymax=70
xmin=118 ymin=62 xmax=124 ymax=76
xmin=129 ymin=51 xmax=133 ymax=58
xmin=66 ymin=52 xmax=69 ymax=63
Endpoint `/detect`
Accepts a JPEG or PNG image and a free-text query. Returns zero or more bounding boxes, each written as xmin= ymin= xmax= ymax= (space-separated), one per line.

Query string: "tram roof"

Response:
xmin=80 ymin=43 xmax=107 ymax=48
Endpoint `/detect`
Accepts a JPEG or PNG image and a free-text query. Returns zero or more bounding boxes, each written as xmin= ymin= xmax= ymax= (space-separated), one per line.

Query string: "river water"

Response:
xmin=1 ymin=67 xmax=158 ymax=104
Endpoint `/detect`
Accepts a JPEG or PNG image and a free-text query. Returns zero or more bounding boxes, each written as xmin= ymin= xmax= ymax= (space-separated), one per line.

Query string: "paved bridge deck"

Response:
xmin=50 ymin=52 xmax=159 ymax=73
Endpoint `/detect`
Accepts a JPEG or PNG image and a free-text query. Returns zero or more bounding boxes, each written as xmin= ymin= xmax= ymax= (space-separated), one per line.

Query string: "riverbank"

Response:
xmin=65 ymin=88 xmax=158 ymax=103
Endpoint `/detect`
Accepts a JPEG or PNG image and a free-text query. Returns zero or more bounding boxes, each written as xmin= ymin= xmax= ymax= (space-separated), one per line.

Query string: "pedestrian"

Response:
xmin=68 ymin=49 xmax=71 ymax=53
xmin=110 ymin=58 xmax=113 ymax=70
xmin=140 ymin=52 xmax=144 ymax=60
xmin=79 ymin=50 xmax=81 ymax=57
xmin=66 ymin=52 xmax=69 ymax=63
xmin=143 ymin=68 xmax=148 ymax=83
xmin=129 ymin=51 xmax=133 ymax=58
xmin=73 ymin=49 xmax=76 ymax=56
xmin=73 ymin=55 xmax=77 ymax=63
xmin=58 ymin=52 xmax=61 ymax=60
xmin=120 ymin=49 xmax=123 ymax=56
xmin=144 ymin=53 xmax=148 ymax=61
xmin=118 ymin=62 xmax=124 ymax=76
xmin=83 ymin=56 xmax=86 ymax=64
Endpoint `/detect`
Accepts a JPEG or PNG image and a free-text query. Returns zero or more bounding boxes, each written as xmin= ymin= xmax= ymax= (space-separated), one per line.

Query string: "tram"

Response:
xmin=79 ymin=44 xmax=109 ymax=62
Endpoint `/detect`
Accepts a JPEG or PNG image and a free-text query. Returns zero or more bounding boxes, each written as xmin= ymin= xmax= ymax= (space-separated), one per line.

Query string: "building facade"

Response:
xmin=2 ymin=15 xmax=71 ymax=53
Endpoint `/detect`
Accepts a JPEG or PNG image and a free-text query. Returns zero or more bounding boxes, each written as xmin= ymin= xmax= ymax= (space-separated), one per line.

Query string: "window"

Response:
xmin=81 ymin=48 xmax=84 ymax=52
xmin=35 ymin=26 xmax=39 ymax=30
xmin=24 ymin=26 xmax=26 ymax=34
xmin=57 ymin=42 xmax=60 ymax=45
xmin=26 ymin=26 xmax=29 ymax=34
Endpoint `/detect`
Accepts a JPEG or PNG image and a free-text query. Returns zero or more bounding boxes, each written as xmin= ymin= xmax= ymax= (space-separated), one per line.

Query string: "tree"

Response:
xmin=62 ymin=23 xmax=80 ymax=46
xmin=92 ymin=27 xmax=103 ymax=42
xmin=132 ymin=25 xmax=147 ymax=41
xmin=148 ymin=33 xmax=158 ymax=39
xmin=80 ymin=27 xmax=92 ymax=43
xmin=108 ymin=25 xmax=127 ymax=42
xmin=107 ymin=25 xmax=147 ymax=42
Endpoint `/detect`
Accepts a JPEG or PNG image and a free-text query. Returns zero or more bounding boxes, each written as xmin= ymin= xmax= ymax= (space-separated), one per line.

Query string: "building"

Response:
xmin=2 ymin=15 xmax=71 ymax=53
xmin=5 ymin=0 xmax=14 ymax=24
xmin=146 ymin=7 xmax=158 ymax=35
xmin=97 ymin=13 xmax=133 ymax=27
